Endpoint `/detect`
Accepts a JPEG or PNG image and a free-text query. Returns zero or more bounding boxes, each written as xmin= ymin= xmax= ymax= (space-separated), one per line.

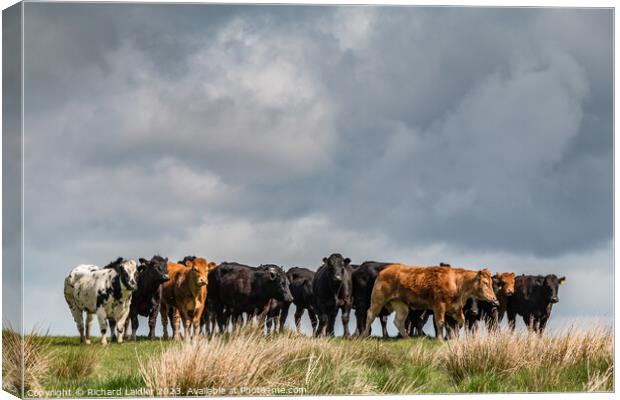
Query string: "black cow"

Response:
xmin=264 ymin=267 xmax=319 ymax=335
xmin=351 ymin=261 xmax=392 ymax=337
xmin=312 ymin=253 xmax=353 ymax=337
xmin=123 ymin=255 xmax=169 ymax=340
xmin=405 ymin=309 xmax=431 ymax=337
xmin=207 ymin=262 xmax=293 ymax=332
xmin=507 ymin=274 xmax=566 ymax=333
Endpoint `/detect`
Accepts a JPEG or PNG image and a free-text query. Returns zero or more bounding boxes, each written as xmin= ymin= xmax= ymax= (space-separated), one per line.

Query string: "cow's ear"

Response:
xmin=208 ymin=262 xmax=217 ymax=269
xmin=138 ymin=264 xmax=147 ymax=273
xmin=344 ymin=258 xmax=351 ymax=265
xmin=269 ymin=269 xmax=277 ymax=280
xmin=535 ymin=277 xmax=544 ymax=286
xmin=559 ymin=276 xmax=566 ymax=285
xmin=322 ymin=257 xmax=328 ymax=264
xmin=139 ymin=258 xmax=148 ymax=265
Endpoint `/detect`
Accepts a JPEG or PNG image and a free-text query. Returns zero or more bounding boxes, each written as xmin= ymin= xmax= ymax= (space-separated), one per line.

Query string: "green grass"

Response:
xmin=42 ymin=336 xmax=175 ymax=395
xmin=8 ymin=326 xmax=613 ymax=397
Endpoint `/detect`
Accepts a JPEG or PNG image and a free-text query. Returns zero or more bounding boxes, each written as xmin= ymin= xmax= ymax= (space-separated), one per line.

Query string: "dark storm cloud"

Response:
xmin=18 ymin=5 xmax=612 ymax=332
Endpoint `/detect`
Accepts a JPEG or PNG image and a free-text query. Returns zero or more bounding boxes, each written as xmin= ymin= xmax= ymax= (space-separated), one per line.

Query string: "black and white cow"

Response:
xmin=64 ymin=257 xmax=138 ymax=345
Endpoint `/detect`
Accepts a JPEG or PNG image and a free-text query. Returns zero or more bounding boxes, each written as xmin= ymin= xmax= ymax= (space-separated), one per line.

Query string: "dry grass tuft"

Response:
xmin=440 ymin=325 xmax=613 ymax=392
xmin=2 ymin=323 xmax=55 ymax=396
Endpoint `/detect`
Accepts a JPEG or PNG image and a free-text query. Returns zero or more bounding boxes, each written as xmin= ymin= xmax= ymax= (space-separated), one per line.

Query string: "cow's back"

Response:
xmin=352 ymin=262 xmax=392 ymax=305
xmin=212 ymin=262 xmax=256 ymax=308
xmin=374 ymin=265 xmax=452 ymax=309
xmin=64 ymin=264 xmax=122 ymax=313
xmin=287 ymin=267 xmax=314 ymax=307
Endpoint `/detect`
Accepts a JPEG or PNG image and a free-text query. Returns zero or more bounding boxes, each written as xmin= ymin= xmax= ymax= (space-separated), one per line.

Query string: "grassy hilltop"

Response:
xmin=3 ymin=325 xmax=613 ymax=397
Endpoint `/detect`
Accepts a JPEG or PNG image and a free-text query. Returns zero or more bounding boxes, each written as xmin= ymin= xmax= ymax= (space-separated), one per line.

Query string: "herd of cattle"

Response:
xmin=63 ymin=253 xmax=565 ymax=345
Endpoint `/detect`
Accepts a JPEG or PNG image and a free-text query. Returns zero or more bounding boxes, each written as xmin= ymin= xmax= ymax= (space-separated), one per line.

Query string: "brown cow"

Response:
xmin=160 ymin=258 xmax=216 ymax=341
xmin=494 ymin=272 xmax=516 ymax=322
xmin=362 ymin=264 xmax=498 ymax=340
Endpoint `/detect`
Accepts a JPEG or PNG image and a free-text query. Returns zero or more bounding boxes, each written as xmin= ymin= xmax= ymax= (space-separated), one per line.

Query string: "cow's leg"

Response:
xmin=172 ymin=308 xmax=185 ymax=340
xmin=380 ymin=314 xmax=389 ymax=337
xmin=200 ymin=307 xmax=209 ymax=336
xmin=176 ymin=307 xmax=190 ymax=342
xmin=405 ymin=311 xmax=413 ymax=336
xmin=279 ymin=302 xmax=290 ymax=333
xmin=307 ymin=309 xmax=319 ymax=334
xmin=183 ymin=315 xmax=192 ymax=342
xmin=172 ymin=308 xmax=182 ymax=340
xmin=523 ymin=314 xmax=534 ymax=332
xmin=70 ymin=308 xmax=86 ymax=343
xmin=315 ymin=313 xmax=327 ymax=337
xmin=147 ymin=305 xmax=158 ymax=340
xmin=210 ymin=307 xmax=219 ymax=335
xmin=354 ymin=307 xmax=366 ymax=336
xmin=414 ymin=310 xmax=428 ymax=337
xmin=507 ymin=309 xmax=517 ymax=332
xmin=113 ymin=305 xmax=130 ymax=344
xmin=327 ymin=310 xmax=338 ymax=336
xmin=84 ymin=313 xmax=94 ymax=344
xmin=108 ymin=319 xmax=118 ymax=343
xmin=192 ymin=309 xmax=202 ymax=341
xmin=123 ymin=317 xmax=130 ymax=341
xmin=538 ymin=315 xmax=549 ymax=334
xmin=391 ymin=301 xmax=410 ymax=339
xmin=294 ymin=307 xmax=304 ymax=333
xmin=95 ymin=309 xmax=109 ymax=345
xmin=341 ymin=305 xmax=351 ymax=338
xmin=130 ymin=313 xmax=139 ymax=341
xmin=363 ymin=301 xmax=385 ymax=337
xmin=433 ymin=303 xmax=447 ymax=340
xmin=216 ymin=306 xmax=227 ymax=333
xmin=160 ymin=303 xmax=170 ymax=339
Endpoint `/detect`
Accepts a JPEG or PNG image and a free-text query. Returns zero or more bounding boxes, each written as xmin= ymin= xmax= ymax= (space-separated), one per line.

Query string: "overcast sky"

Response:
xmin=13 ymin=4 xmax=612 ymax=335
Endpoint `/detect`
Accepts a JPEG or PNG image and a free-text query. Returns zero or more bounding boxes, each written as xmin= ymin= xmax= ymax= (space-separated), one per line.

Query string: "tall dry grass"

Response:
xmin=440 ymin=325 xmax=613 ymax=392
xmin=2 ymin=324 xmax=55 ymax=396
xmin=137 ymin=324 xmax=613 ymax=395
xmin=137 ymin=327 xmax=377 ymax=395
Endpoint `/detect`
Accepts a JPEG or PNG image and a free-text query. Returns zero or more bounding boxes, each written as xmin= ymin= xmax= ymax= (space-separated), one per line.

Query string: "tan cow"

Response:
xmin=494 ymin=272 xmax=516 ymax=322
xmin=160 ymin=258 xmax=216 ymax=341
xmin=362 ymin=264 xmax=498 ymax=340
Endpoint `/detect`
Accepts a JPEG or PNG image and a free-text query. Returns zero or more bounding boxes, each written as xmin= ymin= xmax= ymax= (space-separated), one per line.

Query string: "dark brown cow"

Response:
xmin=362 ymin=264 xmax=498 ymax=339
xmin=160 ymin=257 xmax=216 ymax=341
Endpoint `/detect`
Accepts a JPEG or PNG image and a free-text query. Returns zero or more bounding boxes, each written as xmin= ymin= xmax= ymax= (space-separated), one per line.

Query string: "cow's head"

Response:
xmin=103 ymin=257 xmax=137 ymax=291
xmin=466 ymin=298 xmax=479 ymax=317
xmin=119 ymin=259 xmax=138 ymax=291
xmin=259 ymin=264 xmax=293 ymax=302
xmin=138 ymin=255 xmax=170 ymax=284
xmin=472 ymin=268 xmax=498 ymax=306
xmin=177 ymin=255 xmax=197 ymax=266
xmin=534 ymin=274 xmax=566 ymax=304
xmin=186 ymin=257 xmax=214 ymax=287
xmin=322 ymin=253 xmax=351 ymax=283
xmin=493 ymin=272 xmax=516 ymax=297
